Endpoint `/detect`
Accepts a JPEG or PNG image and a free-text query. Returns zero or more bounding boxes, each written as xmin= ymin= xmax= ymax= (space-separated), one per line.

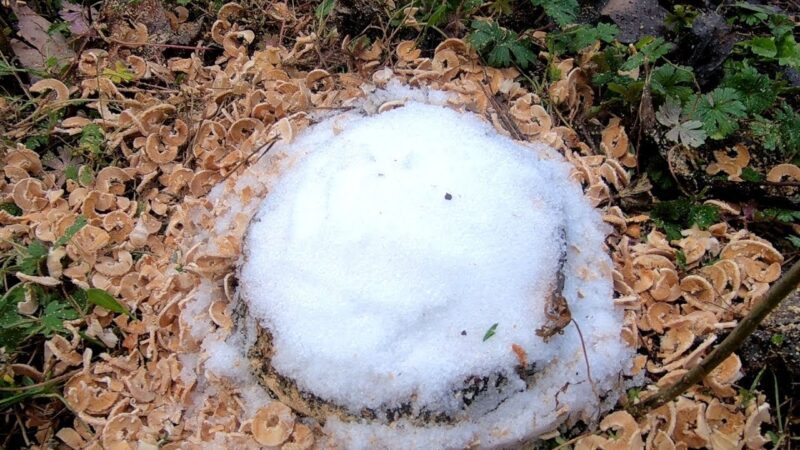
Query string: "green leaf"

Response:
xmin=40 ymin=302 xmax=78 ymax=335
xmin=54 ymin=216 xmax=87 ymax=247
xmin=531 ymin=0 xmax=578 ymax=27
xmin=740 ymin=167 xmax=763 ymax=182
xmin=85 ymin=288 xmax=132 ymax=317
xmin=47 ymin=21 xmax=70 ymax=37
xmin=483 ymin=323 xmax=498 ymax=341
xmin=685 ymin=88 xmax=746 ymax=140
xmin=749 ymin=116 xmax=779 ymax=151
xmin=732 ymin=2 xmax=772 ymax=26
xmin=771 ymin=333 xmax=785 ymax=346
xmin=550 ymin=23 xmax=619 ymax=54
xmin=650 ymin=65 xmax=695 ymax=101
xmin=664 ymin=4 xmax=699 ymax=31
xmin=0 ymin=286 xmax=35 ymax=351
xmin=607 ymin=80 xmax=645 ymax=104
xmin=621 ymin=37 xmax=673 ymax=71
xmin=467 ymin=20 xmax=535 ymax=68
xmin=489 ymin=45 xmax=512 ymax=67
xmin=775 ymin=31 xmax=800 ymax=67
xmin=467 ymin=21 xmax=494 ymax=50
xmin=78 ymin=165 xmax=94 ymax=186
xmin=740 ymin=37 xmax=777 ymax=58
xmin=102 ymin=61 xmax=136 ymax=84
xmin=79 ymin=124 xmax=104 ymax=155
xmin=750 ymin=103 xmax=800 ymax=158
xmin=64 ymin=164 xmax=79 ymax=182
xmin=17 ymin=241 xmax=49 ymax=275
xmin=720 ymin=65 xmax=776 ymax=114
xmin=767 ymin=430 xmax=780 ymax=445
xmin=315 ymin=0 xmax=336 ymax=20
xmin=691 ymin=204 xmax=720 ymax=229
xmin=788 ymin=235 xmax=800 ymax=248
xmin=0 ymin=202 xmax=23 ymax=216
xmin=651 ymin=199 xmax=720 ymax=240
xmin=759 ymin=208 xmax=800 ymax=223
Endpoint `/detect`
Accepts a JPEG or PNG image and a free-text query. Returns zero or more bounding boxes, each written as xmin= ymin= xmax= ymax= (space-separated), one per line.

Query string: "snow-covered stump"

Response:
xmin=236 ymin=94 xmax=634 ymax=448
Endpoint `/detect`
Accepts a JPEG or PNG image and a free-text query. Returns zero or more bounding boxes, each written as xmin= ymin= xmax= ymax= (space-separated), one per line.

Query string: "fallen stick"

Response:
xmin=627 ymin=257 xmax=800 ymax=418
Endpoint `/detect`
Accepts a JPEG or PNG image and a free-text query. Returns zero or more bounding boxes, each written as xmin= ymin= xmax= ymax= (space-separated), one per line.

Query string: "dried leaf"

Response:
xmin=10 ymin=4 xmax=76 ymax=72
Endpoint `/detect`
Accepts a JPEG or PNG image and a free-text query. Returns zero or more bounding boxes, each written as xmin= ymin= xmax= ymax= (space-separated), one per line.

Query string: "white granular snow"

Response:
xmin=233 ymin=93 xmax=634 ymax=448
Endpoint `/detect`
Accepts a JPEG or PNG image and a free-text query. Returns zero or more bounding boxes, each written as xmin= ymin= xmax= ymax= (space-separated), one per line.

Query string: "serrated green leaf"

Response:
xmin=775 ymin=31 xmax=800 ymax=67
xmin=690 ymin=204 xmax=720 ymax=229
xmin=40 ymin=302 xmax=78 ymax=335
xmin=650 ymin=65 xmax=694 ymax=101
xmin=651 ymin=199 xmax=720 ymax=240
xmin=531 ymin=0 xmax=578 ymax=27
xmin=622 ymin=37 xmax=673 ymax=71
xmin=489 ymin=45 xmax=511 ymax=67
xmin=85 ymin=288 xmax=132 ymax=317
xmin=720 ymin=65 xmax=776 ymax=114
xmin=686 ymin=88 xmax=746 ymax=140
xmin=64 ymin=164 xmax=79 ymax=181
xmin=741 ymin=36 xmax=777 ymax=58
xmin=467 ymin=20 xmax=534 ymax=68
xmin=759 ymin=208 xmax=800 ymax=223
xmin=17 ymin=241 xmax=48 ymax=275
xmin=79 ymin=124 xmax=104 ymax=155
xmin=550 ymin=23 xmax=619 ymax=54
xmin=750 ymin=103 xmax=800 ymax=157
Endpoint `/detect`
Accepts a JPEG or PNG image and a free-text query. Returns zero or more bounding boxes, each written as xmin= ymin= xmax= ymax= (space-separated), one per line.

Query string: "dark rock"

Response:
xmin=600 ymin=0 xmax=668 ymax=43
xmin=685 ymin=12 xmax=738 ymax=87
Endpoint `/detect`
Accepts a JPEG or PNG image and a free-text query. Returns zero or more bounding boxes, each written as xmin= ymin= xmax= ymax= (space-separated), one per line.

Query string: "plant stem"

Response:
xmin=627 ymin=258 xmax=800 ymax=418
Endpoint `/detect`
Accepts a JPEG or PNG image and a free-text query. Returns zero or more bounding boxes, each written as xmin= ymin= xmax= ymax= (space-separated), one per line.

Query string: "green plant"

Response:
xmin=468 ymin=19 xmax=535 ymax=68
xmin=548 ymin=23 xmax=619 ymax=54
xmin=684 ymin=87 xmax=747 ymax=140
xmin=621 ymin=37 xmax=673 ymax=71
xmin=651 ymin=199 xmax=720 ymax=240
xmin=530 ymin=0 xmax=577 ymax=27
xmin=650 ymin=64 xmax=695 ymax=102
xmin=750 ymin=104 xmax=800 ymax=159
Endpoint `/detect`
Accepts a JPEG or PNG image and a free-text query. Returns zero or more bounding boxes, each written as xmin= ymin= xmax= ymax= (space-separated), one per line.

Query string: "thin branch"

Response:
xmin=627 ymin=258 xmax=800 ymax=418
xmin=0 ymin=369 xmax=81 ymax=392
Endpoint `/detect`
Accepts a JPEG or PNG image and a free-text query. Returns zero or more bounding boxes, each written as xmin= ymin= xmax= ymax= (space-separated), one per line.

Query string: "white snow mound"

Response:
xmin=238 ymin=95 xmax=633 ymax=449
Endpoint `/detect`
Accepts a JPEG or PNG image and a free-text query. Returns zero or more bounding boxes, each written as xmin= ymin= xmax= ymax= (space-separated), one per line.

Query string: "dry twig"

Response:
xmin=627 ymin=258 xmax=800 ymax=418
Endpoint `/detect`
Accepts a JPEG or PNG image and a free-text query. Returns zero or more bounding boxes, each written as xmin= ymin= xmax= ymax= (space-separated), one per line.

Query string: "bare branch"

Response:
xmin=627 ymin=258 xmax=800 ymax=418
